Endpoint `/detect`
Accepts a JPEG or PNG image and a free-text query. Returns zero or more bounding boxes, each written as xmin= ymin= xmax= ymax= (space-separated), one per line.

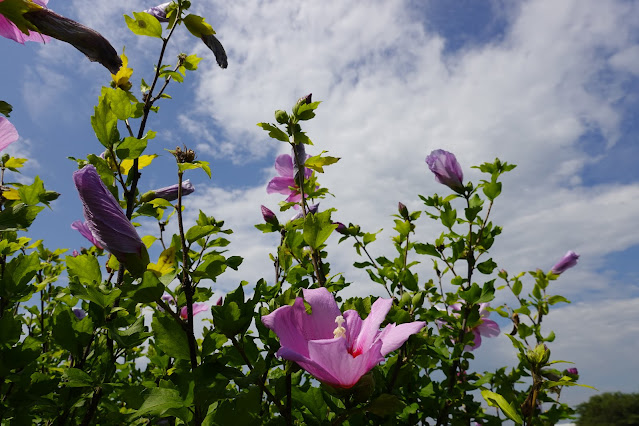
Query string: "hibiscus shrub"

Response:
xmin=0 ymin=1 xmax=588 ymax=425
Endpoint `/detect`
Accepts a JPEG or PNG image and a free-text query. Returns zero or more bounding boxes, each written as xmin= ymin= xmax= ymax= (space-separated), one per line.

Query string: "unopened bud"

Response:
xmin=275 ymin=110 xmax=288 ymax=124
xmin=216 ymin=297 xmax=223 ymax=306
xmin=398 ymin=202 xmax=409 ymax=219
xmin=334 ymin=222 xmax=348 ymax=235
xmin=261 ymin=205 xmax=279 ymax=225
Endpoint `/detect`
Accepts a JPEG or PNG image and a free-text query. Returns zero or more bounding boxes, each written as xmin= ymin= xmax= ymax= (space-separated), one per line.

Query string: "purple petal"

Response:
xmin=266 ymin=176 xmax=296 ymax=195
xmin=467 ymin=329 xmax=482 ymax=351
xmin=0 ymin=117 xmax=18 ymax=151
xmin=425 ymin=149 xmax=464 ymax=192
xmin=274 ymin=154 xmax=294 ymax=178
xmin=144 ymin=2 xmax=171 ymax=22
xmin=71 ymin=220 xmax=103 ymax=249
xmin=0 ymin=6 xmax=50 ymax=45
xmin=377 ymin=321 xmax=425 ymax=356
xmin=145 ymin=180 xmax=195 ymax=202
xmin=550 ymin=251 xmax=580 ymax=274
xmin=476 ymin=319 xmax=500 ymax=337
xmin=73 ymin=165 xmax=147 ymax=272
xmin=72 ymin=308 xmax=86 ymax=320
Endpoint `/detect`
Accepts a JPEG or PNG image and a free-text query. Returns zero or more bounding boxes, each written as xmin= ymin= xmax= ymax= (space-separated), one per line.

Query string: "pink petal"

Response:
xmin=179 ymin=303 xmax=209 ymax=319
xmin=350 ymin=297 xmax=392 ymax=354
xmin=467 ymin=330 xmax=482 ymax=351
xmin=343 ymin=309 xmax=363 ymax=347
xmin=307 ymin=337 xmax=385 ymax=388
xmin=0 ymin=117 xmax=18 ymax=151
xmin=274 ymin=154 xmax=294 ymax=177
xmin=378 ymin=321 xmax=425 ymax=356
xmin=300 ymin=288 xmax=342 ymax=340
xmin=0 ymin=13 xmax=49 ymax=44
xmin=266 ymin=176 xmax=296 ymax=194
xmin=261 ymin=297 xmax=310 ymax=358
xmin=476 ymin=319 xmax=500 ymax=337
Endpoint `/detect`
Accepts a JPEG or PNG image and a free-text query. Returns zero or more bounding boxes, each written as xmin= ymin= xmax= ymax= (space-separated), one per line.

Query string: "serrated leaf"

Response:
xmin=134 ymin=387 xmax=185 ymax=418
xmin=148 ymin=246 xmax=175 ymax=277
xmin=120 ymin=154 xmax=157 ymax=175
xmin=305 ymin=152 xmax=340 ymax=173
xmin=256 ymin=122 xmax=289 ymax=142
xmin=152 ymin=314 xmax=190 ymax=360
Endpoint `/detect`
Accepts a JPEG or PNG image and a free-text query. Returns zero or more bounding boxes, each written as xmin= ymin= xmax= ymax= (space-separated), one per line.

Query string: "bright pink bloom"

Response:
xmin=0 ymin=0 xmax=50 ymax=44
xmin=180 ymin=303 xmax=209 ymax=320
xmin=449 ymin=302 xmax=500 ymax=351
xmin=550 ymin=251 xmax=579 ymax=274
xmin=262 ymin=288 xmax=425 ymax=388
xmin=0 ymin=117 xmax=18 ymax=151
xmin=71 ymin=220 xmax=103 ymax=249
xmin=266 ymin=153 xmax=312 ymax=205
xmin=425 ymin=149 xmax=464 ymax=193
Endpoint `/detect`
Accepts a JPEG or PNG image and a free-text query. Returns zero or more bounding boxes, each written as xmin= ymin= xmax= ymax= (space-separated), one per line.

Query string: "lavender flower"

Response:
xmin=73 ymin=165 xmax=149 ymax=276
xmin=0 ymin=117 xmax=18 ymax=152
xmin=550 ymin=251 xmax=579 ymax=274
xmin=425 ymin=149 xmax=465 ymax=193
xmin=0 ymin=0 xmax=49 ymax=44
xmin=72 ymin=308 xmax=86 ymax=320
xmin=141 ymin=180 xmax=194 ymax=202
xmin=144 ymin=2 xmax=171 ymax=22
xmin=71 ymin=220 xmax=103 ymax=249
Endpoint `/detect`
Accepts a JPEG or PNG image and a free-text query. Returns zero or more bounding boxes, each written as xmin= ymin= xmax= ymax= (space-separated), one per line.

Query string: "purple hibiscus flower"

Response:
xmin=73 ymin=165 xmax=149 ymax=276
xmin=266 ymin=153 xmax=312 ymax=206
xmin=550 ymin=251 xmax=579 ymax=275
xmin=262 ymin=287 xmax=425 ymax=388
xmin=448 ymin=302 xmax=500 ymax=351
xmin=425 ymin=149 xmax=465 ymax=193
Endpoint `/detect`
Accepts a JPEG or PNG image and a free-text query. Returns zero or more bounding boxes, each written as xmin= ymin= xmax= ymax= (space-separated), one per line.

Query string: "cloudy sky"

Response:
xmin=1 ymin=0 xmax=638 ymax=411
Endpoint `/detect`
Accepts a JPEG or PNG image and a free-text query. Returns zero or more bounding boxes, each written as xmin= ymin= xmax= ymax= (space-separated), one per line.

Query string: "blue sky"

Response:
xmin=2 ymin=0 xmax=639 ymax=411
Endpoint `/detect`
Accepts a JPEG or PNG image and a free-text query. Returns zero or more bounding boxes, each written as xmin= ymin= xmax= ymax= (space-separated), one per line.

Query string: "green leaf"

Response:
xmin=177 ymin=160 xmax=211 ymax=178
xmin=63 ymin=368 xmax=94 ymax=388
xmin=547 ymin=295 xmax=570 ymax=305
xmin=292 ymin=387 xmax=327 ymax=421
xmin=186 ymin=225 xmax=215 ymax=244
xmin=108 ymin=315 xmax=150 ymax=348
xmin=256 ymin=122 xmax=289 ymax=142
xmin=152 ymin=314 xmax=191 ymax=360
xmin=128 ymin=271 xmax=164 ymax=303
xmin=481 ymin=389 xmax=523 ymax=424
xmin=399 ymin=270 xmax=419 ymax=292
xmin=460 ymin=283 xmax=481 ymax=304
xmin=512 ymin=280 xmax=523 ymax=296
xmin=477 ymin=258 xmax=497 ymax=274
xmin=413 ymin=243 xmax=441 ymax=257
xmin=305 ymin=152 xmax=340 ymax=173
xmin=68 ymin=281 xmax=121 ymax=309
xmin=477 ymin=280 xmax=496 ymax=303
xmin=483 ymin=181 xmax=502 ymax=200
xmin=52 ymin=308 xmax=81 ymax=356
xmin=91 ymin=95 xmax=120 ymax=148
xmin=366 ymin=394 xmax=405 ymax=417
xmin=107 ymin=87 xmax=135 ymax=120
xmin=183 ymin=54 xmax=202 ymax=71
xmin=183 ymin=14 xmax=215 ymax=37
xmin=116 ymin=136 xmax=147 ymax=159
xmin=134 ymin=387 xmax=185 ymax=418
xmin=0 ymin=314 xmax=22 ymax=345
xmin=0 ymin=100 xmax=12 ymax=117
xmin=441 ymin=208 xmax=457 ymax=229
xmin=66 ymin=254 xmax=102 ymax=285
xmin=303 ymin=210 xmax=337 ymax=249
xmin=124 ymin=12 xmax=163 ymax=38
xmin=0 ymin=203 xmax=44 ymax=231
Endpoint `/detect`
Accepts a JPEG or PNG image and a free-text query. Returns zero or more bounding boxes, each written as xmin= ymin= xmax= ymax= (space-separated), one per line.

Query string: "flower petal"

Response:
xmin=350 ymin=297 xmax=392 ymax=353
xmin=300 ymin=288 xmax=342 ymax=340
xmin=274 ymin=154 xmax=294 ymax=177
xmin=476 ymin=319 xmax=500 ymax=337
xmin=377 ymin=321 xmax=425 ymax=356
xmin=266 ymin=176 xmax=296 ymax=195
xmin=261 ymin=297 xmax=310 ymax=358
xmin=0 ymin=117 xmax=19 ymax=151
xmin=307 ymin=337 xmax=385 ymax=388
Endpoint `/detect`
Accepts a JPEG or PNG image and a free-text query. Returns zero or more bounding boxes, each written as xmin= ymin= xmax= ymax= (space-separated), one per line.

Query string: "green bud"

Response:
xmin=275 ymin=110 xmax=288 ymax=124
xmin=412 ymin=291 xmax=425 ymax=308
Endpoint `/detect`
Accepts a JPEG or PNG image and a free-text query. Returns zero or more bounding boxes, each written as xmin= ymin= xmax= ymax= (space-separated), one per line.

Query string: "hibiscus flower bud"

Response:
xmin=425 ymin=149 xmax=465 ymax=193
xmin=144 ymin=2 xmax=171 ymax=22
xmin=216 ymin=297 xmax=223 ymax=306
xmin=550 ymin=251 xmax=579 ymax=275
xmin=73 ymin=165 xmax=149 ymax=277
xmin=290 ymin=203 xmax=319 ymax=221
xmin=565 ymin=367 xmax=579 ymax=376
xmin=275 ymin=110 xmax=289 ymax=124
xmin=140 ymin=180 xmax=195 ymax=202
xmin=334 ymin=222 xmax=348 ymax=235
xmin=261 ymin=205 xmax=279 ymax=225
xmin=398 ymin=202 xmax=409 ymax=220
